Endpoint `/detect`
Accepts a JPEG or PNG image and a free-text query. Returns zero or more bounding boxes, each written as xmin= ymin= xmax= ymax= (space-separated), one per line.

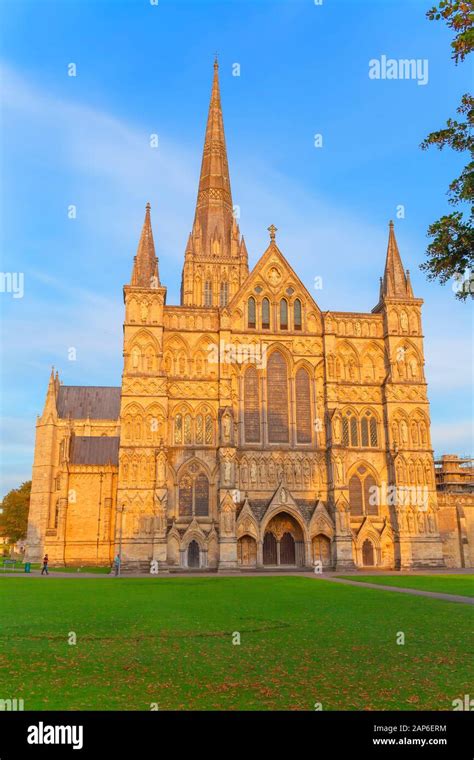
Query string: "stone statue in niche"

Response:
xmin=400 ymin=420 xmax=408 ymax=446
xmin=400 ymin=311 xmax=408 ymax=332
xmin=223 ymin=507 xmax=233 ymax=533
xmin=333 ymin=415 xmax=342 ymax=443
xmin=156 ymin=453 xmax=167 ymax=486
xmin=417 ymin=511 xmax=425 ymax=533
xmin=140 ymin=302 xmax=148 ymax=322
xmin=223 ymin=460 xmax=232 ymax=485
xmin=222 ymin=412 xmax=232 ymax=444
xmin=250 ymin=460 xmax=257 ymax=483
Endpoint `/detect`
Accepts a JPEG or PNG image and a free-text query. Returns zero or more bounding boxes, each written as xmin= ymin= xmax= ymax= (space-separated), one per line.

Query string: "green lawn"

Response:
xmin=0 ymin=576 xmax=472 ymax=711
xmin=337 ymin=574 xmax=474 ymax=598
xmin=1 ymin=561 xmax=110 ymax=574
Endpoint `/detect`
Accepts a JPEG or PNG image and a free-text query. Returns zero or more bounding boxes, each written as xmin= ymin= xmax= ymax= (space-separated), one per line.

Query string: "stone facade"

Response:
xmin=25 ymin=62 xmax=474 ymax=572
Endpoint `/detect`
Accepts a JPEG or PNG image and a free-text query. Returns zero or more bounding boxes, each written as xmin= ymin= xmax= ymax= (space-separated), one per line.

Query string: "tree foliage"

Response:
xmin=421 ymin=1 xmax=474 ymax=299
xmin=0 ymin=481 xmax=31 ymax=546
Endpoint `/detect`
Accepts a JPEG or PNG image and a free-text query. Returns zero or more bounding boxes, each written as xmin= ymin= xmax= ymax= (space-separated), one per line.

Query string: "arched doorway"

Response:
xmin=312 ymin=534 xmax=331 ymax=568
xmin=362 ymin=538 xmax=375 ymax=567
xmin=263 ymin=512 xmax=305 ymax=566
xmin=187 ymin=540 xmax=200 ymax=568
xmin=238 ymin=535 xmax=257 ymax=567
xmin=280 ymin=532 xmax=295 ymax=565
xmin=263 ymin=532 xmax=277 ymax=565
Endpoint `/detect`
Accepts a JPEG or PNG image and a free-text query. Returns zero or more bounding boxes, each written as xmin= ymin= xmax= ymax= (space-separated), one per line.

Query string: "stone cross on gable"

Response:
xmin=267 ymin=224 xmax=277 ymax=242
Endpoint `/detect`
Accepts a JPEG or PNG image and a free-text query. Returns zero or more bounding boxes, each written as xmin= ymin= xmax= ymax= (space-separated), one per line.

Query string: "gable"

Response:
xmin=227 ymin=242 xmax=322 ymax=333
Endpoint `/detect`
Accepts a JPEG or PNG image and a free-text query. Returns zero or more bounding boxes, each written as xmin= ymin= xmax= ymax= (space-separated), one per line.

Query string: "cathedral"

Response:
xmin=25 ymin=62 xmax=473 ymax=572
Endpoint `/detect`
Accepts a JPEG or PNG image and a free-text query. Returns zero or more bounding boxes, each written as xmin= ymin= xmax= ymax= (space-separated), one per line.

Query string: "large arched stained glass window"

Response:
xmin=178 ymin=470 xmax=209 ymax=517
xmin=178 ymin=475 xmax=193 ymax=516
xmin=244 ymin=366 xmax=261 ymax=443
xmin=365 ymin=474 xmax=378 ymax=515
xmin=195 ymin=473 xmax=209 ymax=516
xmin=349 ymin=475 xmax=363 ymax=516
xmin=267 ymin=351 xmax=289 ymax=442
xmin=295 ymin=367 xmax=311 ymax=443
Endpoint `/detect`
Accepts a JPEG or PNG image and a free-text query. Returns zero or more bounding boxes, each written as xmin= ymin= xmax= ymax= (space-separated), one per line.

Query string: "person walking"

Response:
xmin=41 ymin=554 xmax=49 ymax=575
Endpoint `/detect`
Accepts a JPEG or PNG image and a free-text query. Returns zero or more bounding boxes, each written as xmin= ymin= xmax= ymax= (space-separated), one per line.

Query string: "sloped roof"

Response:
xmin=70 ymin=436 xmax=120 ymax=466
xmin=57 ymin=386 xmax=121 ymax=420
xmin=236 ymin=496 xmax=317 ymax=524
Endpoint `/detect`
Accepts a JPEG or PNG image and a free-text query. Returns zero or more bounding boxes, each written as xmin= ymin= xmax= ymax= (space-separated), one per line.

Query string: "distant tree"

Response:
xmin=420 ymin=1 xmax=474 ymax=299
xmin=0 ymin=481 xmax=31 ymax=551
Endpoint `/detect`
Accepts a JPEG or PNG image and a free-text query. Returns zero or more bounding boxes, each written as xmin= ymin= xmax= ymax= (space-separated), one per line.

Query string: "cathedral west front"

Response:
xmin=25 ymin=61 xmax=474 ymax=572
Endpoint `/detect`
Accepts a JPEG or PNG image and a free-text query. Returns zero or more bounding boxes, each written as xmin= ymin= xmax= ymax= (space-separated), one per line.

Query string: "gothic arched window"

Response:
xmin=262 ymin=298 xmax=270 ymax=329
xmin=294 ymin=299 xmax=302 ymax=330
xmin=244 ymin=366 xmax=261 ymax=443
xmin=184 ymin=414 xmax=192 ymax=444
xmin=174 ymin=414 xmax=183 ymax=444
xmin=350 ymin=415 xmax=359 ymax=446
xmin=349 ymin=467 xmax=379 ymax=516
xmin=195 ymin=414 xmax=204 ymax=444
xmin=248 ymin=297 xmax=256 ymax=329
xmin=343 ymin=410 xmax=358 ymax=447
xmin=349 ymin=475 xmax=363 ymax=515
xmin=361 ymin=411 xmax=378 ymax=448
xmin=53 ymin=499 xmax=60 ymax=529
xmin=204 ymin=280 xmax=213 ymax=307
xmin=280 ymin=299 xmax=288 ymax=330
xmin=364 ymin=474 xmax=378 ymax=515
xmin=220 ymin=280 xmax=228 ymax=307
xmin=178 ymin=469 xmax=209 ymax=517
xmin=267 ymin=351 xmax=289 ymax=442
xmin=295 ymin=367 xmax=311 ymax=443
xmin=195 ymin=473 xmax=209 ymax=516
xmin=361 ymin=415 xmax=369 ymax=447
xmin=370 ymin=416 xmax=378 ymax=447
xmin=205 ymin=414 xmax=213 ymax=444
xmin=178 ymin=475 xmax=193 ymax=516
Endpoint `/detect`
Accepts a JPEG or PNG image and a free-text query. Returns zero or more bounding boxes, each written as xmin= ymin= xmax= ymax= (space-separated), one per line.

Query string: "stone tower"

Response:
xmin=373 ymin=221 xmax=444 ymax=568
xmin=116 ymin=204 xmax=168 ymax=570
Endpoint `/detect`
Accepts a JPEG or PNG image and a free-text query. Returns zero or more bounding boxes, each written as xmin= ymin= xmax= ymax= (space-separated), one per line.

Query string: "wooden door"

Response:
xmin=188 ymin=540 xmax=200 ymax=568
xmin=362 ymin=539 xmax=374 ymax=566
xmin=263 ymin=532 xmax=277 ymax=565
xmin=280 ymin=532 xmax=296 ymax=565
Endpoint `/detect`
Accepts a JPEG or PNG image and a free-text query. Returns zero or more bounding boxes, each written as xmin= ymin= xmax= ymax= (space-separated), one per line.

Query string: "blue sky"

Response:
xmin=1 ymin=0 xmax=472 ymax=496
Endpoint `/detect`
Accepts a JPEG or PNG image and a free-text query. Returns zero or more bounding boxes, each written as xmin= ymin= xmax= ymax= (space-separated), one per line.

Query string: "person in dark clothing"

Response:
xmin=41 ymin=554 xmax=49 ymax=575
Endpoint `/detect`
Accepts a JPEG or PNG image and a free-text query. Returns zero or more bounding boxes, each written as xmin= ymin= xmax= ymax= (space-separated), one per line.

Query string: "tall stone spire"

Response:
xmin=193 ymin=57 xmax=234 ymax=257
xmin=381 ymin=220 xmax=413 ymax=299
xmin=130 ymin=203 xmax=159 ymax=288
xmin=180 ymin=60 xmax=249 ymax=306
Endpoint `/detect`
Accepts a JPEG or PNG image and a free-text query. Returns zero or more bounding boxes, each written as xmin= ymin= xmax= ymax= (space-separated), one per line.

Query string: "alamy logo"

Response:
xmin=369 ymin=55 xmax=429 ymax=86
xmin=0 ymin=698 xmax=24 ymax=711
xmin=452 ymin=694 xmax=474 ymax=711
xmin=27 ymin=722 xmax=84 ymax=750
